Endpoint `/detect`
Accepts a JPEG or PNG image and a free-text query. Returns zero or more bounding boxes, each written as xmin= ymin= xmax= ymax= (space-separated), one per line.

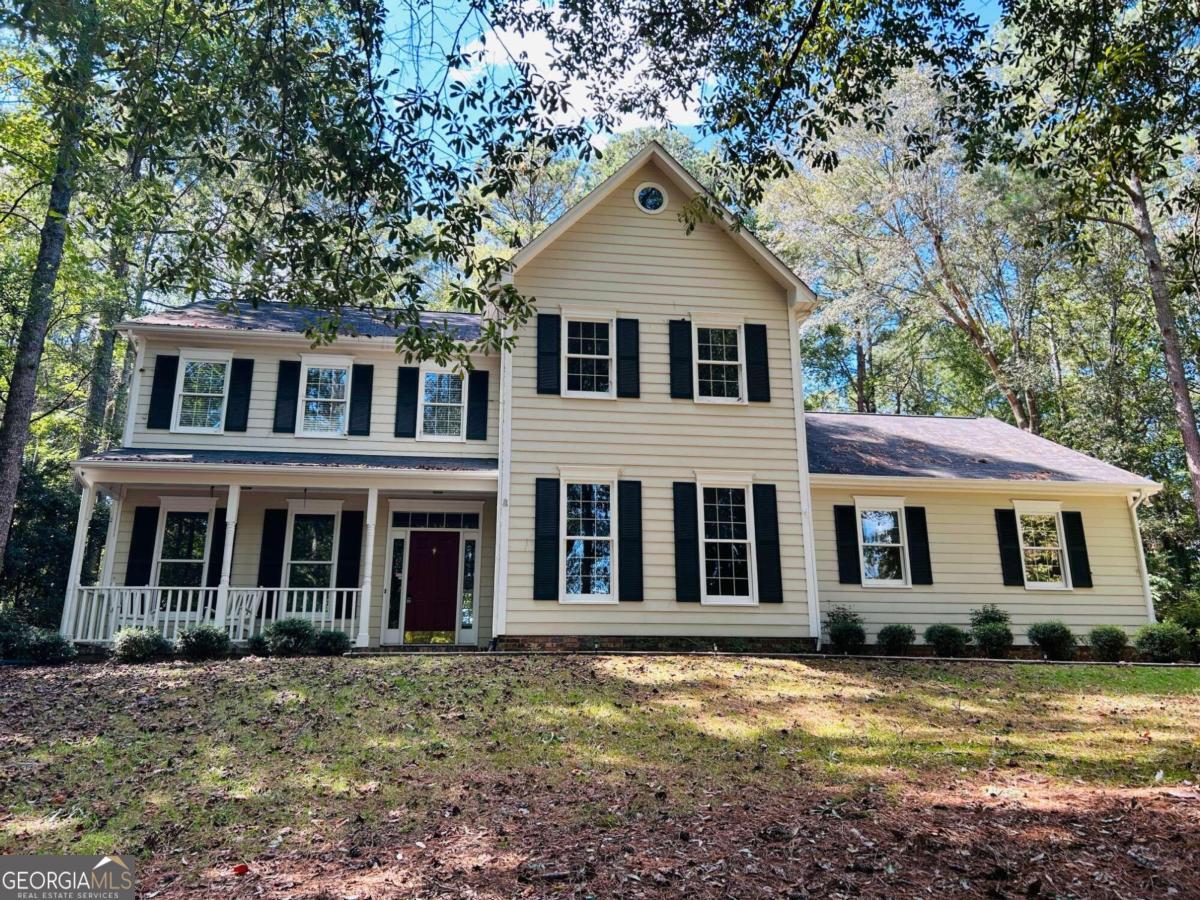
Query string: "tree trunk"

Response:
xmin=854 ymin=325 xmax=868 ymax=412
xmin=0 ymin=0 xmax=99 ymax=564
xmin=78 ymin=249 xmax=129 ymax=458
xmin=1127 ymin=171 xmax=1200 ymax=523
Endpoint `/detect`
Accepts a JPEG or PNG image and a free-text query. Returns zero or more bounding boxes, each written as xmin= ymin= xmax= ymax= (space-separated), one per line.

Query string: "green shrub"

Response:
xmin=1087 ymin=625 xmax=1129 ymax=662
xmin=969 ymin=604 xmax=1011 ymax=629
xmin=313 ymin=630 xmax=351 ymax=657
xmin=924 ymin=624 xmax=969 ymax=658
xmin=824 ymin=606 xmax=865 ymax=655
xmin=113 ymin=627 xmax=173 ymax=663
xmin=177 ymin=624 xmax=231 ymax=661
xmin=0 ymin=608 xmax=31 ymax=658
xmin=1027 ymin=621 xmax=1077 ymax=661
xmin=876 ymin=624 xmax=916 ymax=656
xmin=262 ymin=618 xmax=316 ymax=657
xmin=1134 ymin=621 xmax=1189 ymax=663
xmin=972 ymin=622 xmax=1014 ymax=658
xmin=24 ymin=628 xmax=76 ymax=665
xmin=244 ymin=633 xmax=269 ymax=656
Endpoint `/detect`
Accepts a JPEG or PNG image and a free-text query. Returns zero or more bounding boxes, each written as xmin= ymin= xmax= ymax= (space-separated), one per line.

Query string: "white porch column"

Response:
xmin=60 ymin=480 xmax=98 ymax=637
xmin=356 ymin=486 xmax=379 ymax=648
xmin=213 ymin=485 xmax=240 ymax=630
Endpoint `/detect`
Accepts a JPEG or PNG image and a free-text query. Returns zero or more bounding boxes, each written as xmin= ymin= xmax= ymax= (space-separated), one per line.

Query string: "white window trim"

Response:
xmin=853 ymin=495 xmax=910 ymax=589
xmin=692 ymin=321 xmax=748 ymax=405
xmin=1012 ymin=500 xmax=1072 ymax=591
xmin=697 ymin=476 xmax=758 ymax=606
xmin=170 ymin=349 xmax=233 ymax=435
xmin=151 ymin=496 xmax=217 ymax=587
xmin=282 ymin=498 xmax=344 ymax=589
xmin=295 ymin=354 xmax=354 ymax=438
xmin=561 ymin=315 xmax=617 ymax=399
xmin=559 ymin=476 xmax=619 ymax=604
xmin=416 ymin=363 xmax=469 ymax=442
xmin=633 ymin=180 xmax=668 ymax=215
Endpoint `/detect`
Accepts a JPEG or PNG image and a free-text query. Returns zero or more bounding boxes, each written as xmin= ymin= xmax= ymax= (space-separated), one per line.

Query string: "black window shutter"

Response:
xmin=466 ymin=370 xmax=489 ymax=440
xmin=348 ymin=364 xmax=373 ymax=436
xmin=905 ymin=506 xmax=933 ymax=585
xmin=272 ymin=360 xmax=301 ymax=433
xmin=1061 ymin=511 xmax=1093 ymax=588
xmin=668 ymin=320 xmax=694 ymax=399
xmin=335 ymin=510 xmax=364 ymax=588
xmin=995 ymin=509 xmax=1024 ymax=586
xmin=673 ymin=482 xmax=700 ymax=601
xmin=394 ymin=366 xmax=419 ymax=438
xmin=537 ymin=314 xmax=561 ymax=395
xmin=752 ymin=483 xmax=783 ymax=602
xmin=533 ymin=478 xmax=560 ymax=600
xmin=615 ymin=318 xmax=640 ymax=399
xmin=833 ymin=505 xmax=862 ymax=585
xmin=205 ymin=512 xmax=227 ymax=587
xmin=225 ymin=358 xmax=254 ymax=432
xmin=257 ymin=508 xmax=289 ymax=587
xmin=146 ymin=355 xmax=179 ymax=429
xmin=124 ymin=506 xmax=160 ymax=586
xmin=617 ymin=480 xmax=643 ymax=600
xmin=744 ymin=323 xmax=771 ymax=402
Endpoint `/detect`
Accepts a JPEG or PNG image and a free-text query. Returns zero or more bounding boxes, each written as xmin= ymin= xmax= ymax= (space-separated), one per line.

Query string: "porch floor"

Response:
xmin=350 ymin=644 xmax=482 ymax=655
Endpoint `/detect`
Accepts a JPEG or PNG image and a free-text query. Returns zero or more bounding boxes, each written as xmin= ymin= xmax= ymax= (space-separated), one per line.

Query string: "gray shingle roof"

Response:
xmin=805 ymin=413 xmax=1155 ymax=486
xmin=82 ymin=447 xmax=497 ymax=473
xmin=126 ymin=300 xmax=482 ymax=341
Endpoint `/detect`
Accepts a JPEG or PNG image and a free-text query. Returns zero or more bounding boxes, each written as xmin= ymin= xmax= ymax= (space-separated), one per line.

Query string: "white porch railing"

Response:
xmin=66 ymin=585 xmax=361 ymax=644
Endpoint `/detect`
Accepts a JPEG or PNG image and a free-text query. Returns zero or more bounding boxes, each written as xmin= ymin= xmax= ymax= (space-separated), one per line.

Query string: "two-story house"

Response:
xmin=60 ymin=143 xmax=1161 ymax=650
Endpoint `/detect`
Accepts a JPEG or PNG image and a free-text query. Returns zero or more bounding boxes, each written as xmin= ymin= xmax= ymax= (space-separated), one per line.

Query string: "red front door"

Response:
xmin=404 ymin=530 xmax=460 ymax=633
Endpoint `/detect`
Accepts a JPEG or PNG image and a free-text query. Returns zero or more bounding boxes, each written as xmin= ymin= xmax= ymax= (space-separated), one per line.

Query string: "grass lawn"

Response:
xmin=3 ymin=655 xmax=1199 ymax=897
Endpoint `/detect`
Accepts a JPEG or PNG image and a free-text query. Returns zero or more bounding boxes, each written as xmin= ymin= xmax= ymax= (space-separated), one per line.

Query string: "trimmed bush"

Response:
xmin=969 ymin=604 xmax=1011 ymax=629
xmin=1027 ymin=621 xmax=1077 ymax=661
xmin=244 ymin=633 xmax=269 ymax=657
xmin=1087 ymin=625 xmax=1129 ymax=662
xmin=24 ymin=629 xmax=76 ymax=665
xmin=177 ymin=624 xmax=231 ymax=661
xmin=972 ymin=622 xmax=1014 ymax=659
xmin=876 ymin=624 xmax=916 ymax=656
xmin=0 ymin=608 xmax=31 ymax=659
xmin=262 ymin=618 xmax=316 ymax=657
xmin=825 ymin=606 xmax=866 ymax=655
xmin=313 ymin=630 xmax=352 ymax=657
xmin=924 ymin=624 xmax=969 ymax=658
xmin=113 ymin=627 xmax=173 ymax=663
xmin=1134 ymin=621 xmax=1189 ymax=663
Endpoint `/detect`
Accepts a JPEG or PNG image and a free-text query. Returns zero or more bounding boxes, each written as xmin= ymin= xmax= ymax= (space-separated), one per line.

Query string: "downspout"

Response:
xmin=788 ymin=297 xmax=823 ymax=647
xmin=1128 ymin=489 xmax=1155 ymax=623
xmin=490 ymin=275 xmax=515 ymax=644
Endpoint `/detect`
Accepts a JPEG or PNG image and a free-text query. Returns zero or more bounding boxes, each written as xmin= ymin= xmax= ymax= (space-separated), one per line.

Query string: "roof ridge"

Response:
xmin=806 ymin=410 xmax=982 ymax=420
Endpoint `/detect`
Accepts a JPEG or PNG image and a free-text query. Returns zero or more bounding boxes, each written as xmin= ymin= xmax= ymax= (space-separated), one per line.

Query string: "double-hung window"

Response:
xmin=1014 ymin=501 xmax=1069 ymax=589
xmin=173 ymin=350 xmax=231 ymax=433
xmin=699 ymin=478 xmax=756 ymax=604
xmin=298 ymin=356 xmax=352 ymax=436
xmin=418 ymin=366 xmax=467 ymax=440
xmin=562 ymin=317 xmax=615 ymax=397
xmin=284 ymin=500 xmax=342 ymax=589
xmin=854 ymin=497 xmax=909 ymax=587
xmin=154 ymin=498 xmax=215 ymax=587
xmin=561 ymin=475 xmax=617 ymax=603
xmin=694 ymin=323 xmax=745 ymax=402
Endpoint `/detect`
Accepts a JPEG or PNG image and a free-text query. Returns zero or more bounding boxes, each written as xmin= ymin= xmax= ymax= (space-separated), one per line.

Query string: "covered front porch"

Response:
xmin=60 ymin=450 xmax=498 ymax=648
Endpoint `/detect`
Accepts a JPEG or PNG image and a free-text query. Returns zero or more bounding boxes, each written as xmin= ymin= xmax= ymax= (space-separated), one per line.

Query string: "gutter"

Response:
xmin=1128 ymin=488 xmax=1156 ymax=623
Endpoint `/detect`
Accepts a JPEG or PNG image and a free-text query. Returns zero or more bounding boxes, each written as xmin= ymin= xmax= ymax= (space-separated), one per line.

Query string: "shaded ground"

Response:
xmin=2 ymin=655 xmax=1199 ymax=897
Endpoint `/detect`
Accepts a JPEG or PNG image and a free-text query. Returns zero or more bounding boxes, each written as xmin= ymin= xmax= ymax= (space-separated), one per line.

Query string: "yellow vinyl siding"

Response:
xmin=505 ymin=160 xmax=813 ymax=637
xmin=811 ymin=486 xmax=1151 ymax=642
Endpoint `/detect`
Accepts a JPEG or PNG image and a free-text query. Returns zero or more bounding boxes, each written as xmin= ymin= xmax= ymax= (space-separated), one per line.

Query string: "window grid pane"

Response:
xmin=422 ymin=372 xmax=465 ymax=436
xmin=564 ymin=482 xmax=613 ymax=596
xmin=177 ymin=360 xmax=227 ymax=429
xmin=301 ymin=367 xmax=348 ymax=434
xmin=1019 ymin=513 xmax=1066 ymax=585
xmin=697 ymin=328 xmax=741 ymax=399
xmin=291 ymin=514 xmax=335 ymax=563
xmin=702 ymin=487 xmax=751 ymax=597
xmin=565 ymin=320 xmax=612 ymax=394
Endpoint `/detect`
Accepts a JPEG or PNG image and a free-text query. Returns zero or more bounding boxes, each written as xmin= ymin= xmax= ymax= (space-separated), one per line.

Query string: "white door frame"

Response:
xmin=379 ymin=499 xmax=484 ymax=645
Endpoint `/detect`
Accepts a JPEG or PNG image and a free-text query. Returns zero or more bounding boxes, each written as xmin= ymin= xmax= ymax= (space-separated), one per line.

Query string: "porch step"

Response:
xmin=350 ymin=645 xmax=481 ymax=655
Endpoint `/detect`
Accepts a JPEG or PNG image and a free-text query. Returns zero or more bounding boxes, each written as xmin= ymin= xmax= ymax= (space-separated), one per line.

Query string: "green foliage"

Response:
xmin=924 ymin=624 xmax=969 ymax=658
xmin=972 ymin=622 xmax=1013 ymax=659
xmin=969 ymin=605 xmax=1011 ymax=629
xmin=244 ymin=633 xmax=269 ymax=657
xmin=1134 ymin=622 xmax=1190 ymax=663
xmin=825 ymin=606 xmax=866 ymax=655
xmin=23 ymin=628 xmax=76 ymax=665
xmin=876 ymin=624 xmax=916 ymax=656
xmin=1027 ymin=621 xmax=1078 ymax=661
xmin=113 ymin=627 xmax=172 ymax=664
xmin=262 ymin=619 xmax=316 ymax=657
xmin=1087 ymin=626 xmax=1129 ymax=663
xmin=177 ymin=624 xmax=230 ymax=662
xmin=313 ymin=630 xmax=351 ymax=657
xmin=0 ymin=607 xmax=31 ymax=658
